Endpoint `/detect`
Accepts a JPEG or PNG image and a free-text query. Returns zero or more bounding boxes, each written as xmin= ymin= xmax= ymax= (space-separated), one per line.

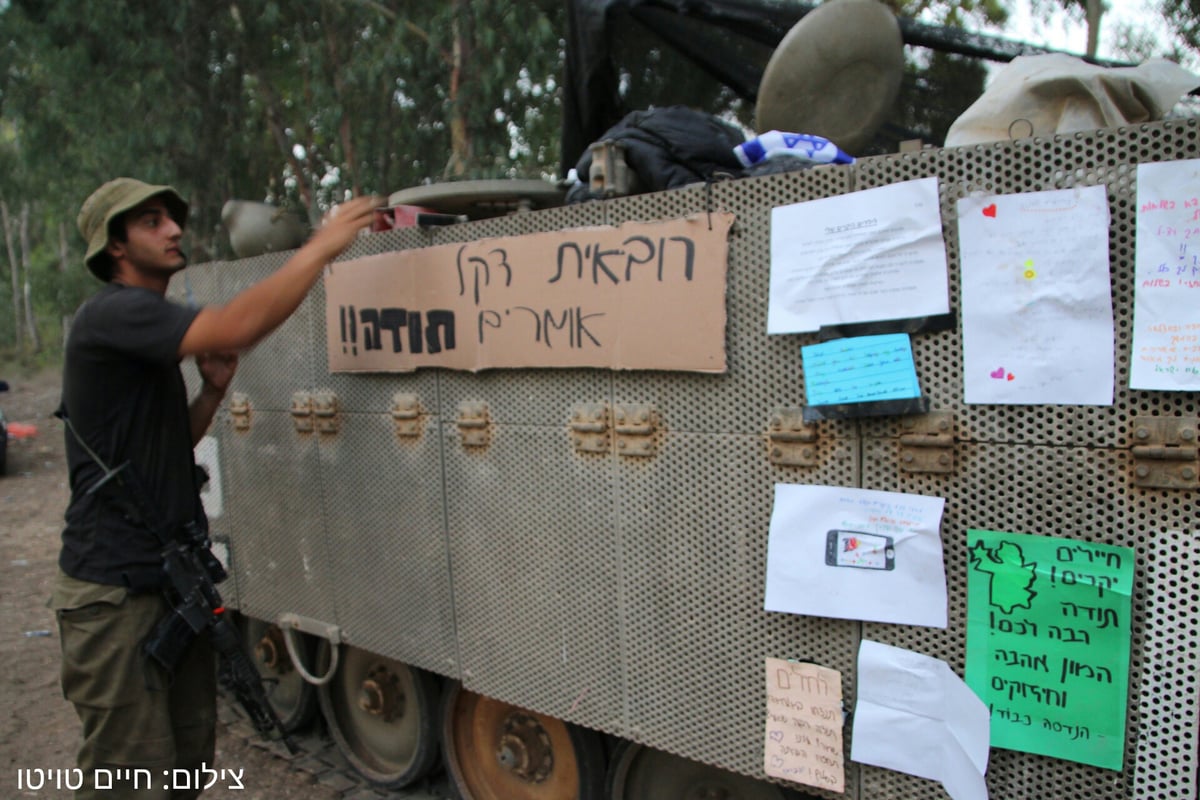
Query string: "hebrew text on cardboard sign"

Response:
xmin=324 ymin=213 xmax=732 ymax=372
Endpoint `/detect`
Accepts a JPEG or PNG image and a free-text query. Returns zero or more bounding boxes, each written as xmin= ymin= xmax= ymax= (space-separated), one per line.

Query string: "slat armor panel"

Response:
xmin=442 ymin=424 xmax=624 ymax=733
xmin=198 ymin=118 xmax=1199 ymax=799
xmin=617 ymin=431 xmax=860 ymax=800
xmin=318 ymin=412 xmax=456 ymax=678
xmin=221 ymin=410 xmax=336 ymax=624
xmin=860 ymin=442 xmax=1198 ymax=800
xmin=854 ymin=120 xmax=1200 ymax=800
xmin=213 ymin=251 xmax=319 ymax=411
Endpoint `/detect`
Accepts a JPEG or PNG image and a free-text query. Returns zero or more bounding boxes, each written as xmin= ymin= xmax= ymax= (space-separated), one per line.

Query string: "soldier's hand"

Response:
xmin=197 ymin=351 xmax=239 ymax=395
xmin=309 ymin=196 xmax=384 ymax=261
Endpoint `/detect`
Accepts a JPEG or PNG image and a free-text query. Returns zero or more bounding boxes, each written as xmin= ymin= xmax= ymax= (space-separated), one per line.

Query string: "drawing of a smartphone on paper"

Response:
xmin=825 ymin=530 xmax=895 ymax=570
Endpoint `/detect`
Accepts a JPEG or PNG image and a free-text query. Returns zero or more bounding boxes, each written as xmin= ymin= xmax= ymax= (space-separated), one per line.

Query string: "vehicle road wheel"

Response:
xmin=317 ymin=643 xmax=441 ymax=789
xmin=238 ymin=615 xmax=318 ymax=733
xmin=442 ymin=681 xmax=606 ymax=800
xmin=606 ymin=740 xmax=793 ymax=800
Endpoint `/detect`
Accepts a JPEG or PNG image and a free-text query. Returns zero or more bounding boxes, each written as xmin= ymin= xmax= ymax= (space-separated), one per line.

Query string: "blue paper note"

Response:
xmin=802 ymin=334 xmax=921 ymax=406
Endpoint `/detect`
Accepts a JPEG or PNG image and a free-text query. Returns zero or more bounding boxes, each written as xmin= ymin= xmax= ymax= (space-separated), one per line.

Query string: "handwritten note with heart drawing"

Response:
xmin=764 ymin=658 xmax=845 ymax=792
xmin=957 ymin=188 xmax=1114 ymax=405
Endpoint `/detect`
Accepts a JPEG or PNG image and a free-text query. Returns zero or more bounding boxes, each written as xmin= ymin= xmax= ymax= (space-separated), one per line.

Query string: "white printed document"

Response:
xmin=768 ymin=177 xmax=950 ymax=333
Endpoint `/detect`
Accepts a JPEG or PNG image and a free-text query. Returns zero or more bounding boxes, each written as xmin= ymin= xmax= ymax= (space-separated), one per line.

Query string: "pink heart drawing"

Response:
xmin=983 ymin=204 xmax=998 ymax=218
xmin=990 ymin=367 xmax=1005 ymax=379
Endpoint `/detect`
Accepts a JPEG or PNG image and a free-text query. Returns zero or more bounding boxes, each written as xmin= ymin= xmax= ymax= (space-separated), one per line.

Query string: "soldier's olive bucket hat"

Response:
xmin=77 ymin=178 xmax=188 ymax=281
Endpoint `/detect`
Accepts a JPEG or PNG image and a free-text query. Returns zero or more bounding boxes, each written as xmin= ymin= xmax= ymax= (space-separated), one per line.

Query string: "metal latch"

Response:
xmin=290 ymin=391 xmax=313 ymax=433
xmin=614 ymin=404 xmax=657 ymax=457
xmin=1131 ymin=416 xmax=1199 ymax=489
xmin=457 ymin=401 xmax=490 ymax=448
xmin=313 ymin=390 xmax=340 ymax=435
xmin=569 ymin=403 xmax=609 ymax=454
xmin=391 ymin=393 xmax=423 ymax=438
xmin=229 ymin=392 xmax=252 ymax=432
xmin=768 ymin=408 xmax=818 ymax=467
xmin=899 ymin=412 xmax=955 ymax=473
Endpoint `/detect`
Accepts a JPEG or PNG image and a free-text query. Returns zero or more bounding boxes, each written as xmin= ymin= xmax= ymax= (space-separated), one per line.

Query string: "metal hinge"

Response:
xmin=898 ymin=412 xmax=955 ymax=473
xmin=290 ymin=391 xmax=314 ymax=434
xmin=1131 ymin=416 xmax=1199 ymax=489
xmin=614 ymin=404 xmax=657 ymax=457
xmin=767 ymin=408 xmax=819 ymax=467
xmin=313 ymin=390 xmax=340 ymax=435
xmin=569 ymin=403 xmax=610 ymax=454
xmin=229 ymin=392 xmax=252 ymax=432
xmin=391 ymin=393 xmax=423 ymax=438
xmin=457 ymin=401 xmax=491 ymax=448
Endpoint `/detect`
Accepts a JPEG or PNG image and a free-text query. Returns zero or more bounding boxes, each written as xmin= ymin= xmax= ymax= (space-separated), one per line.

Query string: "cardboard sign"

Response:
xmin=324 ymin=213 xmax=733 ymax=372
xmin=764 ymin=658 xmax=845 ymax=792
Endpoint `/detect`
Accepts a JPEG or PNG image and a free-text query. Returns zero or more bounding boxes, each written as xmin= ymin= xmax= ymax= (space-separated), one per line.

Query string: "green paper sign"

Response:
xmin=965 ymin=529 xmax=1134 ymax=770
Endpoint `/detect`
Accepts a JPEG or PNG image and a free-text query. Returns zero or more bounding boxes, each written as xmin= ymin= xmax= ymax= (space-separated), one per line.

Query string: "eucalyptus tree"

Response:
xmin=0 ymin=0 xmax=565 ymax=353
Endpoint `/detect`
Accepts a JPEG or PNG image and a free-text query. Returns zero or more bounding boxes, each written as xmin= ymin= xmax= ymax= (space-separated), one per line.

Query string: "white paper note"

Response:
xmin=1130 ymin=159 xmax=1200 ymax=390
xmin=194 ymin=435 xmax=224 ymax=519
xmin=768 ymin=177 xmax=950 ymax=333
xmin=958 ymin=187 xmax=1114 ymax=405
xmin=851 ymin=640 xmax=990 ymax=800
xmin=764 ymin=485 xmax=947 ymax=628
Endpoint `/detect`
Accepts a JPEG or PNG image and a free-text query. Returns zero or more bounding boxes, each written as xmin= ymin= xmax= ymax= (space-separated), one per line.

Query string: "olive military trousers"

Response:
xmin=53 ymin=572 xmax=216 ymax=800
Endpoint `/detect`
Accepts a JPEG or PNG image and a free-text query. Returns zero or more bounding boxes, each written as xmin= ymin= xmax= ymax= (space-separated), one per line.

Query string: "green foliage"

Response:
xmin=891 ymin=0 xmax=1009 ymax=27
xmin=1160 ymin=0 xmax=1200 ymax=63
xmin=0 ymin=0 xmax=564 ymax=349
xmin=893 ymin=50 xmax=990 ymax=148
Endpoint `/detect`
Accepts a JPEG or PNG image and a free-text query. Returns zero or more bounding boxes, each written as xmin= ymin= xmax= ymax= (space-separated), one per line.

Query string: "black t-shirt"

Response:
xmin=60 ymin=283 xmax=202 ymax=590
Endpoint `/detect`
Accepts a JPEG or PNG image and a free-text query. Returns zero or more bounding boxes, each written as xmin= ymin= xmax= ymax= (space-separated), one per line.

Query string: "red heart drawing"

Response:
xmin=990 ymin=367 xmax=1005 ymax=379
xmin=983 ymin=204 xmax=997 ymax=218
xmin=1007 ymin=373 xmax=1015 ymax=381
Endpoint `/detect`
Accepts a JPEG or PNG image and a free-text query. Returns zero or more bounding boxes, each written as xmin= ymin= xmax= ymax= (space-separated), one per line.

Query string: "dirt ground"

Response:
xmin=0 ymin=367 xmax=359 ymax=799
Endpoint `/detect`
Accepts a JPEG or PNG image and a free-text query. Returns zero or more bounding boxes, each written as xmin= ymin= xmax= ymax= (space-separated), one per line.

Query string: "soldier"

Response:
xmin=53 ymin=177 xmax=377 ymax=799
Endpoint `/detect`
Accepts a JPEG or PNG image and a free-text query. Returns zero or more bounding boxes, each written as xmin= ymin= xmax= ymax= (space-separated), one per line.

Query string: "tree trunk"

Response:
xmin=1084 ymin=0 xmax=1103 ymax=60
xmin=445 ymin=2 xmax=474 ymax=179
xmin=19 ymin=204 xmax=41 ymax=352
xmin=322 ymin=7 xmax=362 ymax=198
xmin=59 ymin=221 xmax=70 ymax=273
xmin=0 ymin=199 xmax=22 ymax=348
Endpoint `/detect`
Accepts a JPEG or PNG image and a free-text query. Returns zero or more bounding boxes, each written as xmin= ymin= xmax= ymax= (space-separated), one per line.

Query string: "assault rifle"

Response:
xmin=58 ymin=412 xmax=297 ymax=754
